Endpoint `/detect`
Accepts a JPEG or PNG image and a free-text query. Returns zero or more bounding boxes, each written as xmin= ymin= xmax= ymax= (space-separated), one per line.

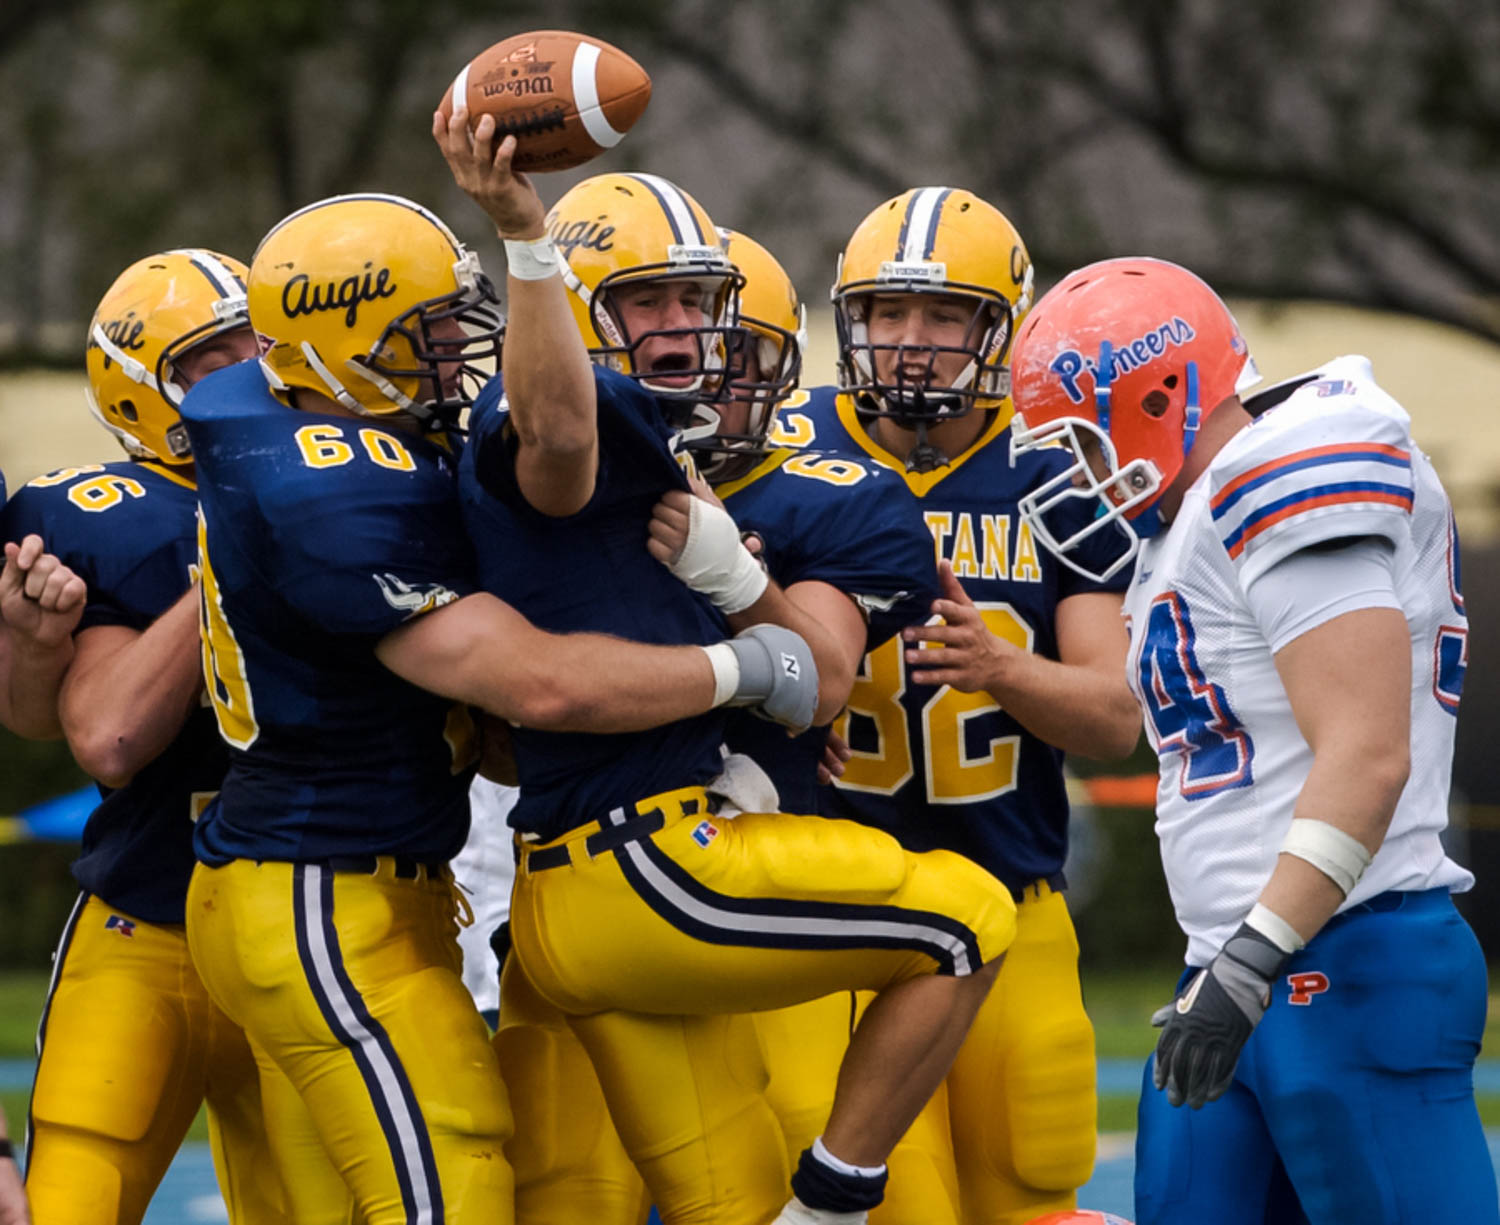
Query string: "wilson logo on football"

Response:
xmin=1286 ymin=971 xmax=1330 ymax=1006
xmin=480 ymin=75 xmax=556 ymax=99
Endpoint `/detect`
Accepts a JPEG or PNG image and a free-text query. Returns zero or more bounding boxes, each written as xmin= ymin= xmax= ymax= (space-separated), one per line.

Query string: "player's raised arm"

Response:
xmin=434 ymin=109 xmax=598 ymax=517
xmin=0 ymin=535 xmax=86 ymax=740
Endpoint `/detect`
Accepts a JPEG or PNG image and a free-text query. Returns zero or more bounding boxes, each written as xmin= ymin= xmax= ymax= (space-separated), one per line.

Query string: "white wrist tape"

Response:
xmin=503 ymin=236 xmax=559 ymax=281
xmin=670 ymin=496 xmax=768 ymax=614
xmin=1245 ymin=902 xmax=1306 ymax=954
xmin=701 ymin=642 xmax=742 ymax=708
xmin=1279 ymin=818 xmax=1373 ymax=897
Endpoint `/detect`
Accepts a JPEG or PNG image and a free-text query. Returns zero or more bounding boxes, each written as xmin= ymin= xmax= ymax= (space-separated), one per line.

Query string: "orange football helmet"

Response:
xmin=1024 ymin=1212 xmax=1135 ymax=1225
xmin=1009 ymin=257 xmax=1260 ymax=579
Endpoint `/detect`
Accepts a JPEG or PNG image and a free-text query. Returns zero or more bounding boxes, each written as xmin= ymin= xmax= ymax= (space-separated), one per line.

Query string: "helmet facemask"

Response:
xmin=834 ymin=276 xmax=1017 ymax=427
xmin=684 ymin=305 xmax=806 ymax=482
xmin=587 ymin=264 xmax=746 ymax=406
xmin=1010 ymin=412 xmax=1156 ymax=583
xmin=346 ymin=254 xmax=504 ymax=429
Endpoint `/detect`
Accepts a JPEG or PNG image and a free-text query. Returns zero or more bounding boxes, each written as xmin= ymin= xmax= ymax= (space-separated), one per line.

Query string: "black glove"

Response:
xmin=1151 ymin=921 xmax=1290 ymax=1109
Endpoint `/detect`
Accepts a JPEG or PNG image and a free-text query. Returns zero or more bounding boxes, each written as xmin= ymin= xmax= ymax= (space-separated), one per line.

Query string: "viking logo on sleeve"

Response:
xmin=1286 ymin=971 xmax=1330 ymax=1005
xmin=104 ymin=914 xmax=136 ymax=938
xmin=780 ymin=652 xmax=800 ymax=680
xmin=373 ymin=572 xmax=461 ymax=618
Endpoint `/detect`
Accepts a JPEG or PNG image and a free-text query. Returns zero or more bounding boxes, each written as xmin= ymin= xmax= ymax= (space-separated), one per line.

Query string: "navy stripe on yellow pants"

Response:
xmin=292 ymin=862 xmax=444 ymax=1223
xmin=187 ymin=857 xmax=514 ymax=1225
xmin=509 ymin=785 xmax=1015 ymax=1225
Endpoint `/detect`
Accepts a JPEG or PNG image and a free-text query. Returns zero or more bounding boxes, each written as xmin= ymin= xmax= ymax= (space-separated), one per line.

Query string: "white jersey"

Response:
xmin=452 ymin=778 xmax=518 ymax=1013
xmin=1124 ymin=356 xmax=1472 ymax=966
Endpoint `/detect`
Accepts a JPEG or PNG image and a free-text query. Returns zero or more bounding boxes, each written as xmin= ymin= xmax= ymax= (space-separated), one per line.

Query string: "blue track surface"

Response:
xmin=133 ymin=1139 xmax=1137 ymax=1223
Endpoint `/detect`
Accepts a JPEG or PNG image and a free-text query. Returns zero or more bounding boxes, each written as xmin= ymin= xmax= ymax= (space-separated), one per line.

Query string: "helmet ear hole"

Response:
xmin=118 ymin=399 xmax=139 ymax=422
xmin=1142 ymin=390 xmax=1170 ymax=418
xmin=1163 ymin=374 xmax=1179 ymax=389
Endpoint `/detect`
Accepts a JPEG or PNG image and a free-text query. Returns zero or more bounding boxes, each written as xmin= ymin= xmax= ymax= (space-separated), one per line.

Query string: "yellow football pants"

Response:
xmin=949 ymin=882 xmax=1096 ymax=1225
xmin=751 ymin=881 xmax=1096 ymax=1225
xmin=186 ymin=857 xmax=514 ymax=1225
xmin=496 ymin=952 xmax=650 ymax=1225
xmin=510 ymin=785 xmax=1016 ymax=1225
xmin=25 ymin=893 xmax=288 ymax=1225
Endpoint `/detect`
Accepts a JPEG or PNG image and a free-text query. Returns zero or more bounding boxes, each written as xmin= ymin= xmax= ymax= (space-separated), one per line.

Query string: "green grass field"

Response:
xmin=4 ymin=967 xmax=1499 ymax=1144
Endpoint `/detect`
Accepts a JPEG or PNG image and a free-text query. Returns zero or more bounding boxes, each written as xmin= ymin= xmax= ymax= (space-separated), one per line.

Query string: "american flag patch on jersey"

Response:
xmin=104 ymin=914 xmax=136 ymax=938
xmin=691 ymin=820 xmax=720 ymax=848
xmin=1211 ymin=442 xmax=1412 ymax=561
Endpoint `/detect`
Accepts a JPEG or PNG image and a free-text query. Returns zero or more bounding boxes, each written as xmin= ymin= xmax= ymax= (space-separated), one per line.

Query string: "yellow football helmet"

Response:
xmin=545 ymin=172 xmax=744 ymax=424
xmin=720 ymin=227 xmax=806 ymax=409
xmin=832 ymin=186 xmax=1033 ymax=425
xmin=684 ymin=226 xmax=807 ymax=479
xmin=250 ymin=193 xmax=503 ymax=426
xmin=85 ymin=249 xmax=251 ymax=465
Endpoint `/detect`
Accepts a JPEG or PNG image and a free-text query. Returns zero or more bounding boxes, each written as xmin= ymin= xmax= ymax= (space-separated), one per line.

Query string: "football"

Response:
xmin=439 ymin=30 xmax=651 ymax=173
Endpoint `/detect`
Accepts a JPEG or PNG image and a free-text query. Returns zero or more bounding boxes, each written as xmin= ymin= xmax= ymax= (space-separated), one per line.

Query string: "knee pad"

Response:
xmin=1001 ymin=1011 xmax=1097 ymax=1191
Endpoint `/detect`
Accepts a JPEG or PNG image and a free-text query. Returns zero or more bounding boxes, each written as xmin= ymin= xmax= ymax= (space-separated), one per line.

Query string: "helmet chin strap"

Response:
xmin=904 ymin=420 xmax=948 ymax=474
xmin=674 ymin=403 xmax=721 ymax=443
xmin=900 ymin=390 xmax=949 ymax=474
xmin=1181 ymin=361 xmax=1202 ymax=456
xmin=1093 ymin=339 xmax=1115 ymax=434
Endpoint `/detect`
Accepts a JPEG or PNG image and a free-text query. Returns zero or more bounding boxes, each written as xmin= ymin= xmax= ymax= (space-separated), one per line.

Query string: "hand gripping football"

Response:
xmin=439 ymin=30 xmax=651 ymax=172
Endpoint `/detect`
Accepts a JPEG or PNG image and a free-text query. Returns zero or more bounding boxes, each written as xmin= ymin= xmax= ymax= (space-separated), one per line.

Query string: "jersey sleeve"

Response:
xmin=270 ymin=456 xmax=477 ymax=638
xmin=467 ymin=367 xmax=688 ymax=518
xmin=1 ymin=476 xmax=193 ymax=632
xmin=764 ymin=460 xmax=939 ymax=651
xmin=831 ymin=487 xmax=938 ymax=650
xmin=1207 ymin=400 xmax=1415 ymax=588
xmin=464 ymin=376 xmax=521 ymax=508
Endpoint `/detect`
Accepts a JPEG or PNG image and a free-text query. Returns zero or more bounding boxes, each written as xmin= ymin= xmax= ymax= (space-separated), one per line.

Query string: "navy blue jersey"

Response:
xmin=771 ymin=386 xmax=1128 ymax=890
xmin=459 ymin=367 xmax=727 ymax=841
xmin=716 ymin=444 xmax=940 ymax=814
xmin=2 ymin=459 xmax=225 ymax=923
xmin=180 ymin=361 xmax=478 ymax=865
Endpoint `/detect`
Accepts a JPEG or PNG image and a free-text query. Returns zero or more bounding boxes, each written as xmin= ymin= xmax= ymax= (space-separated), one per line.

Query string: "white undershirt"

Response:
xmin=1243 ymin=536 xmax=1401 ymax=653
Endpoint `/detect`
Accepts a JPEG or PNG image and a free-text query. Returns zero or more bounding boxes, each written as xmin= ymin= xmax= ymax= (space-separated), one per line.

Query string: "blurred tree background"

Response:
xmin=2 ymin=0 xmax=1498 ymax=354
xmin=1 ymin=0 xmax=1498 ymax=968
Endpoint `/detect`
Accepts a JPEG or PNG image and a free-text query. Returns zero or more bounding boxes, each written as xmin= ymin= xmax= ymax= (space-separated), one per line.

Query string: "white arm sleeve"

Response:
xmin=1243 ymin=536 xmax=1401 ymax=653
